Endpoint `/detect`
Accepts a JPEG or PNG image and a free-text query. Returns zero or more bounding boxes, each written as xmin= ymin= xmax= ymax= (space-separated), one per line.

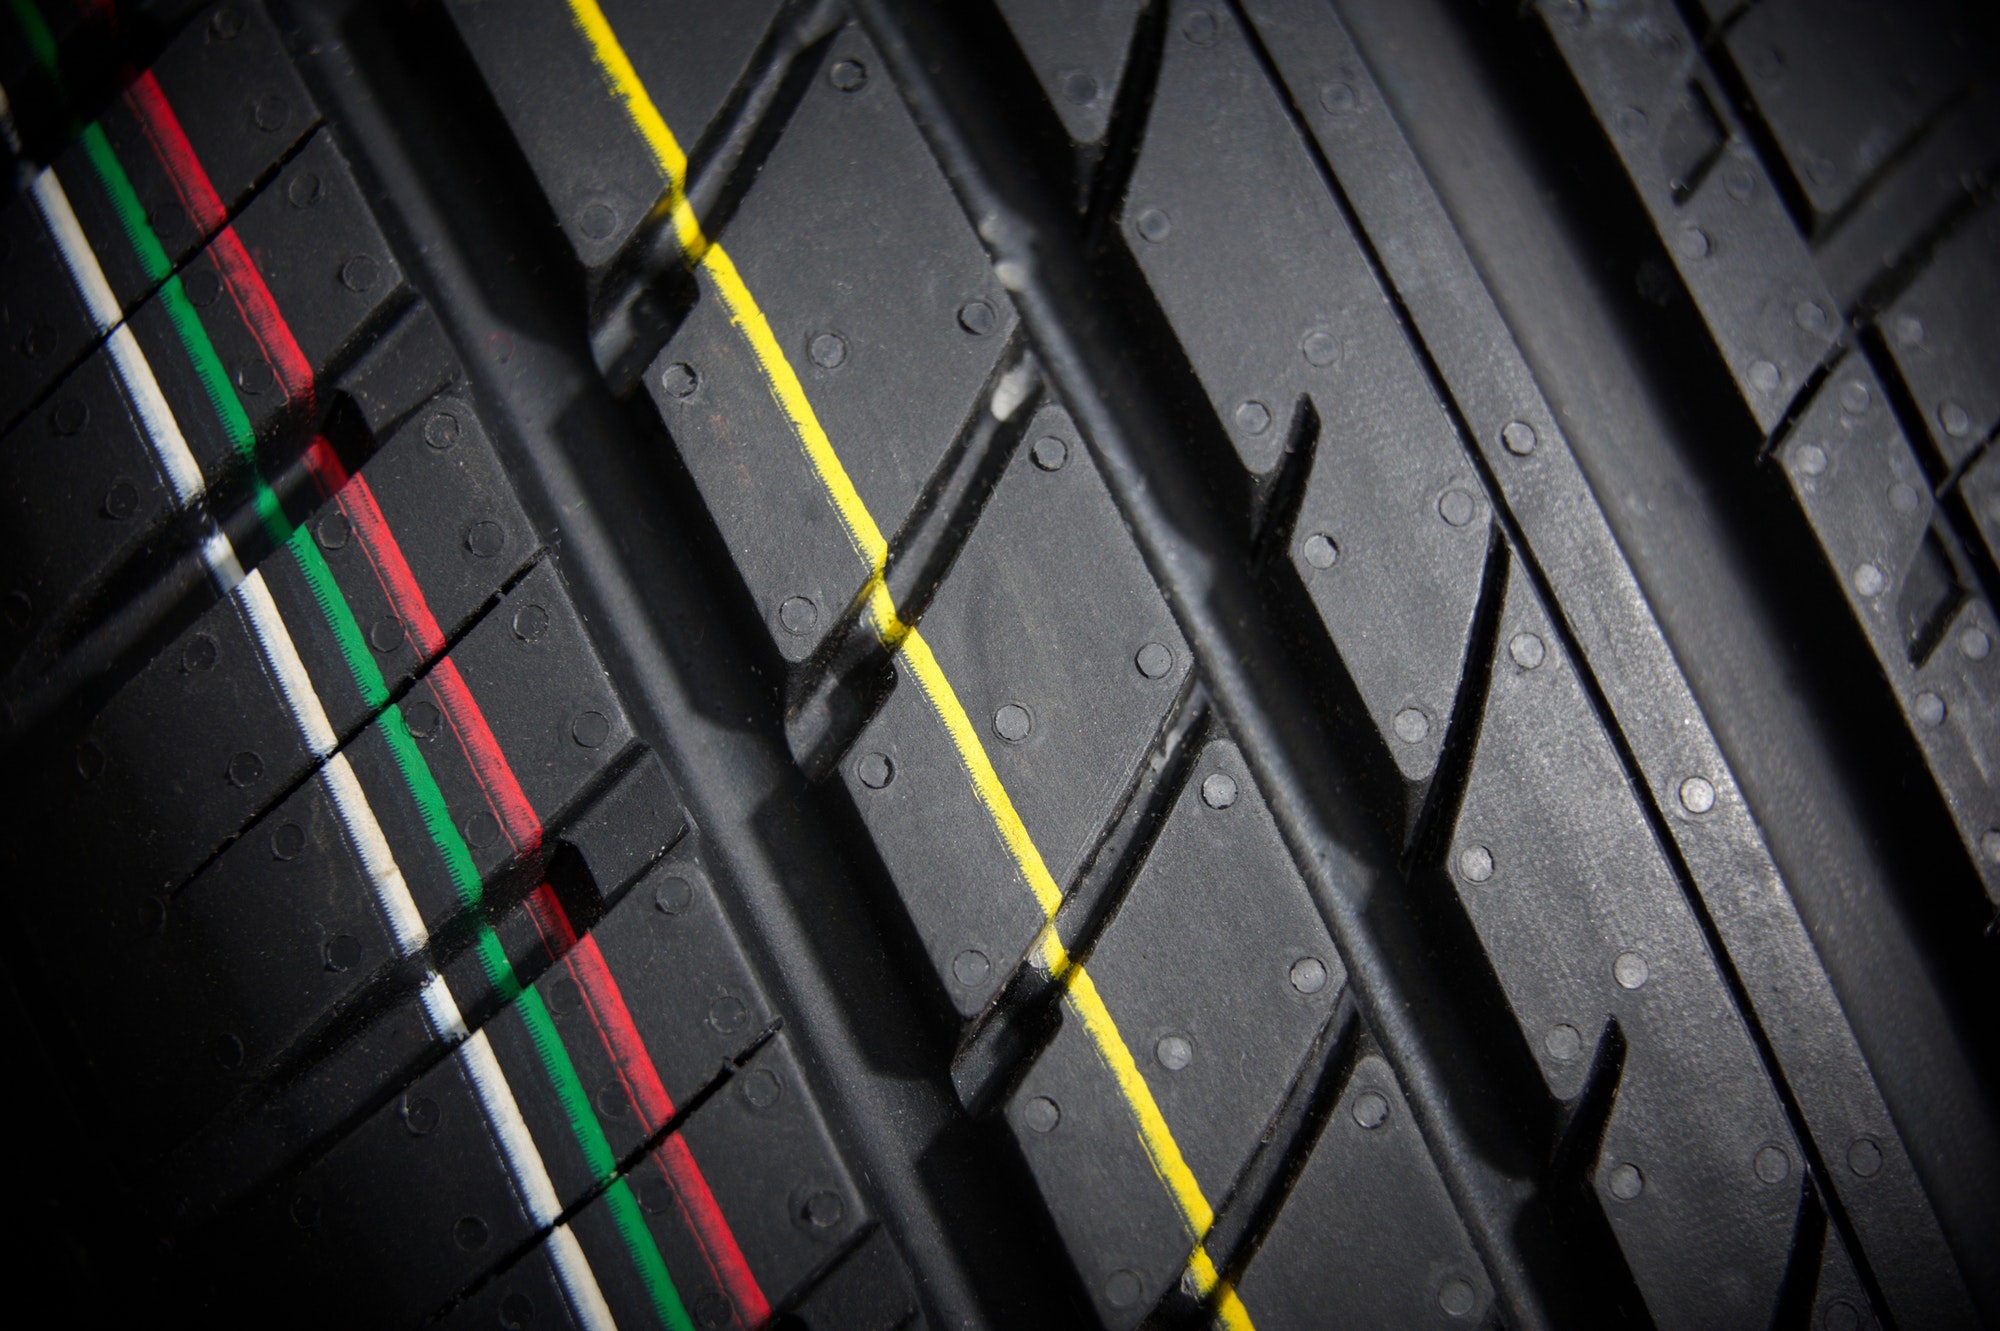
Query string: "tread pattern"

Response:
xmin=1535 ymin=0 xmax=2000 ymax=914
xmin=1 ymin=0 xmax=1992 ymax=1328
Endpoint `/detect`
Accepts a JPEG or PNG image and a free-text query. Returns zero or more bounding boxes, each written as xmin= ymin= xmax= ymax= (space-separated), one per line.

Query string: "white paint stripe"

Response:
xmin=548 ymin=1224 xmax=620 ymax=1331
xmin=38 ymin=171 xmax=236 ymax=588
xmin=33 ymin=167 xmax=120 ymax=333
xmin=45 ymin=129 xmax=603 ymax=1316
xmin=0 ymin=81 xmax=25 ymax=158
xmin=103 ymin=324 xmax=205 ymax=505
xmin=35 ymin=164 xmax=248 ymax=602
xmin=309 ymin=622 xmax=589 ymax=1303
xmin=315 ymin=775 xmax=589 ymax=1303
xmin=236 ymin=568 xmax=336 ymax=758
xmin=199 ymin=529 xmax=245 ymax=587
xmin=460 ymin=1028 xmax=565 ymax=1228
xmin=417 ymin=969 xmax=470 ymax=1043
xmin=423 ymin=956 xmax=603 ymax=1318
xmin=319 ymin=753 xmax=429 ymax=956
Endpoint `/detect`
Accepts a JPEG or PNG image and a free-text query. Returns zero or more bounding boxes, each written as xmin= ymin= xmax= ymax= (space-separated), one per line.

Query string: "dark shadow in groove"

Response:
xmin=1402 ymin=526 xmax=1508 ymax=865
xmin=1845 ymin=170 xmax=1996 ymax=319
xmin=1206 ymin=1004 xmax=1361 ymax=1288
xmin=592 ymin=0 xmax=848 ymax=393
xmin=1772 ymin=1182 xmax=1832 ymax=1331
xmin=1082 ymin=0 xmax=1175 ymax=236
xmin=1664 ymin=81 xmax=1730 ymax=206
xmin=1248 ymin=394 xmax=1319 ymax=572
xmin=1539 ymin=1018 xmax=1657 ymax=1331
xmin=786 ymin=346 xmax=1038 ymax=776
xmin=952 ymin=680 xmax=1209 ymax=1116
xmin=1938 ymin=430 xmax=2000 ymax=614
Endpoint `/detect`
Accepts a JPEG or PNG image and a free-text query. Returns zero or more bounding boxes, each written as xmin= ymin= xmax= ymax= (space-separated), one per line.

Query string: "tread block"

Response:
xmin=842 ymin=404 xmax=1189 ymax=1018
xmin=994 ymin=0 xmax=1144 ymax=149
xmin=61 ymin=751 xmax=668 ymax=1167
xmin=1881 ymin=202 xmax=2000 ymax=471
xmin=1780 ymin=359 xmax=2000 ymax=904
xmin=1538 ymin=0 xmax=1839 ymax=434
xmin=155 ymin=972 xmax=441 ymax=1210
xmin=150 ymin=869 xmax=614 ymax=1204
xmin=571 ymin=1031 xmax=870 ymax=1327
xmin=557 ymin=749 xmax=689 ymax=900
xmin=446 ymin=0 xmax=782 ymax=273
xmin=1124 ymin=0 xmax=1489 ymax=800
xmin=37 ymin=395 xmax=540 ymax=919
xmin=502 ymin=854 xmax=774 ymax=1207
xmin=1234 ymin=1052 xmax=1493 ymax=1331
xmin=331 ymin=301 xmax=467 ymax=439
xmin=1722 ymin=0 xmax=1978 ymax=225
xmin=1448 ymin=568 xmax=1801 ymax=1331
xmin=0 ymin=350 xmax=174 ymax=672
xmin=1955 ymin=438 xmax=2000 ymax=575
xmin=647 ymin=25 xmax=1016 ymax=666
xmin=0 ymin=0 xmax=208 ymax=161
xmin=127 ymin=126 xmax=407 ymax=478
xmin=0 ymin=126 xmax=406 ymax=667
xmin=107 ymin=754 xmax=682 ymax=1185
xmin=433 ymin=1236 xmax=583 ymax=1331
xmin=2 ymin=1 xmax=295 ymax=428
xmin=249 ymin=1031 xmax=544 ymax=1327
xmin=278 ymin=395 xmax=541 ymax=727
xmin=344 ymin=559 xmax=638 ymax=927
xmin=1006 ymin=737 xmax=1344 ymax=1329
xmin=74 ymin=764 xmax=417 ymax=1157
xmin=43 ymin=0 xmax=321 ymax=321
xmin=783 ymin=1224 xmax=922 ymax=1330
xmin=0 ymin=189 xmax=101 ymax=434
xmin=29 ymin=561 xmax=623 ymax=1153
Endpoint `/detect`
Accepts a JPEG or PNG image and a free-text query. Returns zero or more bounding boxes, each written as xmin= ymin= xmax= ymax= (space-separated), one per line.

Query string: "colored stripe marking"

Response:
xmin=526 ymin=893 xmax=768 ymax=1327
xmin=59 ymin=60 xmax=301 ymax=544
xmin=299 ymin=498 xmax=738 ymax=1328
xmin=560 ymin=5 xmax=1252 ymax=1324
xmin=20 ymin=26 xmax=630 ymax=1323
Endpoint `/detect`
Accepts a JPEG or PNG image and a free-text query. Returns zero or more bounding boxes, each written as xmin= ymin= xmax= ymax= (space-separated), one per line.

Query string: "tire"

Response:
xmin=1 ymin=0 xmax=1995 ymax=1327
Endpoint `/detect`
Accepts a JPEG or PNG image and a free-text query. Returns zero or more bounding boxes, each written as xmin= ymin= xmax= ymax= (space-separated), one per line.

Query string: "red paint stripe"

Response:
xmin=647 ymin=1129 xmax=771 ymax=1327
xmin=568 ymin=935 xmax=675 ymax=1132
xmin=357 ymin=503 xmax=766 ymax=1315
xmin=520 ymin=888 xmax=770 ymax=1324
xmin=331 ymin=469 xmax=536 ymax=850
xmin=304 ymin=435 xmax=348 ymax=498
xmin=208 ymin=226 xmax=314 ymax=416
xmin=522 ymin=881 xmax=577 ymax=949
xmin=123 ymin=71 xmax=223 ymax=232
xmin=336 ymin=473 xmax=446 ymax=656
xmin=430 ymin=656 xmax=542 ymax=856
xmin=125 ymin=69 xmax=316 ymax=421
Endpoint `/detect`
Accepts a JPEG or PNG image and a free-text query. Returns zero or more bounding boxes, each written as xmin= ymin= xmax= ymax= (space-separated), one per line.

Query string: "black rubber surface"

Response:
xmin=1 ymin=1 xmax=1995 ymax=1328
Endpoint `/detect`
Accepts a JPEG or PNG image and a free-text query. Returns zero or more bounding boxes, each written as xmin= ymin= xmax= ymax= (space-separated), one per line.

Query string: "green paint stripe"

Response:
xmin=80 ymin=121 xmax=169 ymax=281
xmin=157 ymin=275 xmax=259 ymax=468
xmin=476 ymin=928 xmax=519 ymax=1001
xmin=606 ymin=1177 xmax=697 ymax=1331
xmin=80 ymin=98 xmax=286 ymax=545
xmin=308 ymin=556 xmax=690 ymax=1322
xmin=11 ymin=0 xmax=59 ymax=88
xmin=518 ymin=988 xmax=612 ymax=1177
xmin=44 ymin=20 xmax=685 ymax=1300
xmin=379 ymin=703 xmax=484 ymax=907
xmin=287 ymin=524 xmax=385 ymax=710
xmin=382 ymin=700 xmax=694 ymax=1319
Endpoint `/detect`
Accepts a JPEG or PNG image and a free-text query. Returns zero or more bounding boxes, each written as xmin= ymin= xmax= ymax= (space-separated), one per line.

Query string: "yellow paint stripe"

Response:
xmin=559 ymin=6 xmax=1249 ymax=1323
